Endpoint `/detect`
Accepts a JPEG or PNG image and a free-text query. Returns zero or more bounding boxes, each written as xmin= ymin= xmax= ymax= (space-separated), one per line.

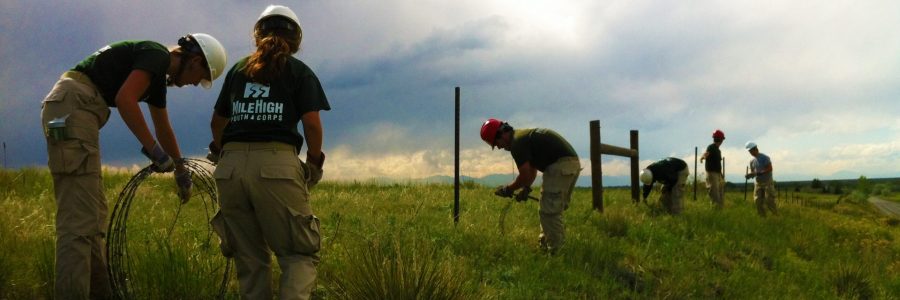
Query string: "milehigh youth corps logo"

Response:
xmin=232 ymin=83 xmax=283 ymax=122
xmin=244 ymin=82 xmax=270 ymax=98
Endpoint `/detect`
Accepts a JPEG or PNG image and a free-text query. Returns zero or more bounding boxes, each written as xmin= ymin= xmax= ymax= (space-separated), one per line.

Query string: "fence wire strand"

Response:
xmin=107 ymin=158 xmax=231 ymax=299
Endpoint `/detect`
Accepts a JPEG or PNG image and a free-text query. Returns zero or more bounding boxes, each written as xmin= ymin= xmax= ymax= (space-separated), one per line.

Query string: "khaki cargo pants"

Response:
xmin=706 ymin=171 xmax=725 ymax=209
xmin=754 ymin=180 xmax=778 ymax=217
xmin=539 ymin=157 xmax=581 ymax=252
xmin=212 ymin=142 xmax=321 ymax=300
xmin=41 ymin=71 xmax=112 ymax=300
xmin=660 ymin=168 xmax=689 ymax=215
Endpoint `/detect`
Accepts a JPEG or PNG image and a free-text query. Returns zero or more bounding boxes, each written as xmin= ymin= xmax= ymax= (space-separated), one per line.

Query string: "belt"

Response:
xmin=223 ymin=141 xmax=297 ymax=153
xmin=61 ymin=71 xmax=99 ymax=92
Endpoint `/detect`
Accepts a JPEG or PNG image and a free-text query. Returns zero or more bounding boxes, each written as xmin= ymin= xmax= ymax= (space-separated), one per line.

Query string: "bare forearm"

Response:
xmin=301 ymin=112 xmax=324 ymax=159
xmin=508 ymin=169 xmax=537 ymax=191
xmin=210 ymin=113 xmax=229 ymax=148
xmin=155 ymin=125 xmax=182 ymax=159
xmin=116 ymin=102 xmax=155 ymax=150
xmin=304 ymin=124 xmax=322 ymax=157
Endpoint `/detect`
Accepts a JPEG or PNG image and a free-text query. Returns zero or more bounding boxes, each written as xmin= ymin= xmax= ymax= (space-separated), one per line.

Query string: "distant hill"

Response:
xmin=419 ymin=174 xmax=900 ymax=189
xmin=421 ymin=174 xmax=633 ymax=187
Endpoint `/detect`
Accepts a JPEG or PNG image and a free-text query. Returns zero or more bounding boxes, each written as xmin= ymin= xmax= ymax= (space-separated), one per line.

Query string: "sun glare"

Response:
xmin=489 ymin=0 xmax=583 ymax=47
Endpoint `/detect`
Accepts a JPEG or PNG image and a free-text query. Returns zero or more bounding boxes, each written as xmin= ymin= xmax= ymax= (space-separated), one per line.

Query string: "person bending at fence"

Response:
xmin=41 ymin=33 xmax=226 ymax=299
xmin=481 ymin=118 xmax=581 ymax=253
xmin=745 ymin=141 xmax=777 ymax=217
xmin=640 ymin=157 xmax=690 ymax=215
xmin=207 ymin=5 xmax=330 ymax=300
xmin=701 ymin=129 xmax=726 ymax=209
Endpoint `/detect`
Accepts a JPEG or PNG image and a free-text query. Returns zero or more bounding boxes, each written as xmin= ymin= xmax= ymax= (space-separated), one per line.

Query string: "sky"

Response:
xmin=2 ymin=0 xmax=900 ymax=184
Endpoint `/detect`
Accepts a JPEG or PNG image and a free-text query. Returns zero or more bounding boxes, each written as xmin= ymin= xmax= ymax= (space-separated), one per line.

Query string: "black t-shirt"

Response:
xmin=72 ymin=40 xmax=169 ymax=108
xmin=705 ymin=143 xmax=722 ymax=172
xmin=214 ymin=56 xmax=330 ymax=151
xmin=647 ymin=157 xmax=688 ymax=186
xmin=510 ymin=128 xmax=578 ymax=172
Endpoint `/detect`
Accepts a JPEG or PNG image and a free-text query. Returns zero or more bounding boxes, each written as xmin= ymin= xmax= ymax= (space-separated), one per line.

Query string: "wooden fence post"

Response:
xmin=453 ymin=87 xmax=460 ymax=223
xmin=590 ymin=121 xmax=603 ymax=212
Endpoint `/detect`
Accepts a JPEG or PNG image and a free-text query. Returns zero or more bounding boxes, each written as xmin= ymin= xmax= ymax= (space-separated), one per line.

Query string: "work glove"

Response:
xmin=745 ymin=173 xmax=756 ymax=180
xmin=142 ymin=142 xmax=174 ymax=173
xmin=206 ymin=141 xmax=221 ymax=165
xmin=174 ymin=165 xmax=192 ymax=204
xmin=515 ymin=186 xmax=532 ymax=202
xmin=303 ymin=152 xmax=325 ymax=188
xmin=494 ymin=185 xmax=514 ymax=198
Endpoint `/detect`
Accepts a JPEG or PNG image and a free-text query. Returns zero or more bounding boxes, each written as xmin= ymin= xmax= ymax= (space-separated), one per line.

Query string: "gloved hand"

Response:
xmin=174 ymin=166 xmax=192 ymax=203
xmin=745 ymin=173 xmax=756 ymax=180
xmin=303 ymin=152 xmax=325 ymax=189
xmin=206 ymin=141 xmax=221 ymax=165
xmin=142 ymin=142 xmax=174 ymax=173
xmin=515 ymin=186 xmax=532 ymax=202
xmin=494 ymin=185 xmax=514 ymax=198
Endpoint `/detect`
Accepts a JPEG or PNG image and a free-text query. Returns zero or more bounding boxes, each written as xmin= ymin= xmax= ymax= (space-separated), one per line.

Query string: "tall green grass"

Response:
xmin=2 ymin=169 xmax=900 ymax=298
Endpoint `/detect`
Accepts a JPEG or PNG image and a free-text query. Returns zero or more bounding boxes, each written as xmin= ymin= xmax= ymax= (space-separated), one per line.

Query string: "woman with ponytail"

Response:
xmin=208 ymin=5 xmax=330 ymax=299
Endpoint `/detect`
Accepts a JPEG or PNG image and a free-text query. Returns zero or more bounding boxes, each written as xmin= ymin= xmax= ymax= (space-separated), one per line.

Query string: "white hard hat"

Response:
xmin=640 ymin=168 xmax=653 ymax=185
xmin=745 ymin=141 xmax=758 ymax=150
xmin=189 ymin=33 xmax=227 ymax=89
xmin=258 ymin=5 xmax=300 ymax=28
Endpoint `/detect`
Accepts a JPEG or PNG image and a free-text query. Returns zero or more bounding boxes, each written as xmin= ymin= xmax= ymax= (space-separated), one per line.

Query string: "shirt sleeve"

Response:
xmin=132 ymin=42 xmax=169 ymax=77
xmin=294 ymin=73 xmax=330 ymax=116
xmin=132 ymin=42 xmax=170 ymax=108
xmin=759 ymin=155 xmax=771 ymax=170
xmin=511 ymin=142 xmax=532 ymax=167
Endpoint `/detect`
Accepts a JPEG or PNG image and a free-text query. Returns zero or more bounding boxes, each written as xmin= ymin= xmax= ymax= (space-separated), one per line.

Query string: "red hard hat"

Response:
xmin=480 ymin=118 xmax=503 ymax=147
xmin=712 ymin=129 xmax=725 ymax=140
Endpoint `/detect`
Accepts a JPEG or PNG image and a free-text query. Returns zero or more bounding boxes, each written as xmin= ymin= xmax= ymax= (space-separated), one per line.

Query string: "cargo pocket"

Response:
xmin=47 ymin=140 xmax=96 ymax=175
xmin=261 ymin=165 xmax=307 ymax=196
xmin=213 ymin=165 xmax=233 ymax=180
xmin=289 ymin=214 xmax=321 ymax=255
xmin=210 ymin=211 xmax=235 ymax=258
xmin=41 ymin=82 xmax=75 ymax=119
xmin=540 ymin=191 xmax=566 ymax=215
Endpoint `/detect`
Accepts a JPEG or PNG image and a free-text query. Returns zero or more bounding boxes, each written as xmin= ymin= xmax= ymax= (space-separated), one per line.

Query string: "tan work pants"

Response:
xmin=706 ymin=171 xmax=725 ymax=209
xmin=41 ymin=71 xmax=112 ymax=300
xmin=538 ymin=157 xmax=581 ymax=252
xmin=754 ymin=180 xmax=778 ymax=217
xmin=212 ymin=142 xmax=320 ymax=300
xmin=660 ymin=168 xmax=689 ymax=215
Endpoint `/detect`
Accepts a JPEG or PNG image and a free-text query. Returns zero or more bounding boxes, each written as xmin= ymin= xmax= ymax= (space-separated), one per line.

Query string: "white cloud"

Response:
xmin=4 ymin=0 xmax=900 ymax=182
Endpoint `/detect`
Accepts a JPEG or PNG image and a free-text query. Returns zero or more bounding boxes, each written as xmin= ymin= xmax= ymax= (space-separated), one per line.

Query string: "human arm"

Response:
xmin=642 ymin=184 xmax=653 ymax=199
xmin=759 ymin=162 xmax=773 ymax=175
xmin=300 ymin=111 xmax=324 ymax=166
xmin=115 ymin=69 xmax=156 ymax=150
xmin=507 ymin=162 xmax=538 ymax=191
xmin=746 ymin=159 xmax=773 ymax=179
xmin=148 ymin=105 xmax=184 ymax=168
xmin=116 ymin=69 xmax=176 ymax=172
xmin=210 ymin=111 xmax=229 ymax=151
xmin=147 ymin=96 xmax=193 ymax=202
xmin=494 ymin=162 xmax=538 ymax=198
xmin=205 ymin=111 xmax=229 ymax=164
xmin=300 ymin=111 xmax=325 ymax=188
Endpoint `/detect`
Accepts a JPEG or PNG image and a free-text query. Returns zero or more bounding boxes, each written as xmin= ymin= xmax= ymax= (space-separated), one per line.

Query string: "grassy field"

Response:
xmin=2 ymin=168 xmax=900 ymax=299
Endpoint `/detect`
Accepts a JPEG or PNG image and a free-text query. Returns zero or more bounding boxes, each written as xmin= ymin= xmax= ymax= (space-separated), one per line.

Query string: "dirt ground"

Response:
xmin=869 ymin=196 xmax=900 ymax=218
